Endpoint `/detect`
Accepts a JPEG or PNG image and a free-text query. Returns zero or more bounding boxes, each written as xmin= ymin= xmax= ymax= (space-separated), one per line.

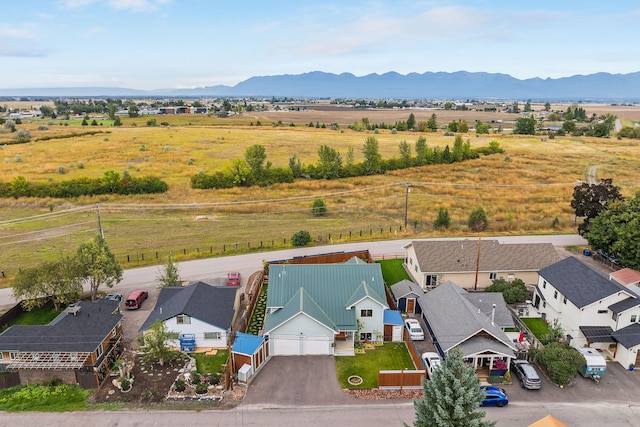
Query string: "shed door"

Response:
xmin=406 ymin=298 xmax=416 ymax=314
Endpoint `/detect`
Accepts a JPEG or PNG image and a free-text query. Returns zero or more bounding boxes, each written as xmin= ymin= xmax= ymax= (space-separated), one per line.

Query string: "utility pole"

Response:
xmin=404 ymin=182 xmax=411 ymax=230
xmin=96 ymin=203 xmax=104 ymax=239
xmin=474 ymin=235 xmax=481 ymax=291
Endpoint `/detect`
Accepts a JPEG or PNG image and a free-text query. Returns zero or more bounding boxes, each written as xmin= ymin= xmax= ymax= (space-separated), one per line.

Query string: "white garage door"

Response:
xmin=271 ymin=336 xmax=332 ymax=356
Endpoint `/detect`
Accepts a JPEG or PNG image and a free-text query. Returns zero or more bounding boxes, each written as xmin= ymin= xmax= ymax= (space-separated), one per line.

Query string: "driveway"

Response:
xmin=242 ymin=356 xmax=355 ymax=406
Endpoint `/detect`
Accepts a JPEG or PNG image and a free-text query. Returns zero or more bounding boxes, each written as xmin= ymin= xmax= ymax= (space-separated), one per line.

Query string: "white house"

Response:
xmin=139 ymin=281 xmax=240 ymax=350
xmin=263 ymin=259 xmax=390 ymax=356
xmin=534 ymin=257 xmax=640 ymax=368
xmin=403 ymin=239 xmax=559 ymax=291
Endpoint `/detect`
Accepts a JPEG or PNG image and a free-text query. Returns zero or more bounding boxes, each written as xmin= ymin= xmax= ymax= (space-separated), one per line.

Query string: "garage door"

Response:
xmin=270 ymin=336 xmax=332 ymax=356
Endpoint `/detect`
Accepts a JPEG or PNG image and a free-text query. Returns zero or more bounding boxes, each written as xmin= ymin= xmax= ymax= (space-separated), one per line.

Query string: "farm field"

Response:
xmin=1 ymin=105 xmax=639 ymax=282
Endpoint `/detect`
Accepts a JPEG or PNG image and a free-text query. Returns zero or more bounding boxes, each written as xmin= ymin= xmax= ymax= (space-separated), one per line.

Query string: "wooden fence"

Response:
xmin=0 ymin=372 xmax=20 ymax=389
xmin=238 ymin=271 xmax=265 ymax=334
xmin=378 ymin=369 xmax=426 ymax=390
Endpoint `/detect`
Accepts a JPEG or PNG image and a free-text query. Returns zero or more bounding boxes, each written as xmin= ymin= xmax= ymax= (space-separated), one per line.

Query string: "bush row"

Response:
xmin=0 ymin=172 xmax=168 ymax=198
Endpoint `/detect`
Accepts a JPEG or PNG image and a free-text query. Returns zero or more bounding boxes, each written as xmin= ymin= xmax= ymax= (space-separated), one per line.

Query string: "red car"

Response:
xmin=227 ymin=272 xmax=240 ymax=286
xmin=125 ymin=289 xmax=148 ymax=309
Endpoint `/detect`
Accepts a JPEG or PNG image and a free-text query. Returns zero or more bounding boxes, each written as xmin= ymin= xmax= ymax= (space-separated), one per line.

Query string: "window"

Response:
xmin=360 ymin=309 xmax=373 ymax=317
xmin=9 ymin=352 xmax=18 ymax=360
xmin=204 ymin=332 xmax=221 ymax=340
xmin=177 ymin=314 xmax=191 ymax=325
xmin=507 ymin=274 xmax=515 ymax=282
xmin=554 ymin=290 xmax=558 ymax=299
xmin=415 ymin=265 xmax=418 ymax=273
xmin=426 ymin=274 xmax=438 ymax=287
xmin=359 ymin=333 xmax=372 ymax=341
xmin=632 ymin=315 xmax=637 ymax=323
xmin=563 ymin=297 xmax=567 ymax=304
xmin=96 ymin=345 xmax=103 ymax=358
xmin=613 ymin=313 xmax=618 ymax=321
xmin=597 ymin=310 xmax=608 ymax=314
xmin=543 ymin=281 xmax=546 ymax=289
xmin=489 ymin=272 xmax=498 ymax=280
xmin=543 ymin=302 xmax=546 ymax=308
xmin=409 ymin=258 xmax=412 ymax=265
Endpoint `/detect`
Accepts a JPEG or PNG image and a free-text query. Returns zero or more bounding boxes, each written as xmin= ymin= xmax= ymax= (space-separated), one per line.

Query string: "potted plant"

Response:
xmin=174 ymin=378 xmax=186 ymax=392
xmin=117 ymin=376 xmax=131 ymax=392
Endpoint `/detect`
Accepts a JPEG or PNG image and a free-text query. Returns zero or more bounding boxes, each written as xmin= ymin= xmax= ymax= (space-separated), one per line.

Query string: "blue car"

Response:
xmin=480 ymin=385 xmax=508 ymax=407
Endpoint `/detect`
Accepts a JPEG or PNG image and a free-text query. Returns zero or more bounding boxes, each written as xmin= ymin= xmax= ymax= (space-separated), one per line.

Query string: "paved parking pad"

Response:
xmin=243 ymin=356 xmax=356 ymax=406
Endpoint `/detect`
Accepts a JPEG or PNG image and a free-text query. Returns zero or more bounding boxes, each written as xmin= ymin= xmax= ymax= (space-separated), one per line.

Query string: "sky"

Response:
xmin=1 ymin=0 xmax=639 ymax=90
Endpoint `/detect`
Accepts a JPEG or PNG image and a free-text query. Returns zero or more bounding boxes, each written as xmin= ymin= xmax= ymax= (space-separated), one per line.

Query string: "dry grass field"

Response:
xmin=1 ymin=104 xmax=639 ymax=282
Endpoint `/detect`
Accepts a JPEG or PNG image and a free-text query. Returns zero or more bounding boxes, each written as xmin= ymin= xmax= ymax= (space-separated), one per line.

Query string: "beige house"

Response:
xmin=403 ymin=239 xmax=559 ymax=291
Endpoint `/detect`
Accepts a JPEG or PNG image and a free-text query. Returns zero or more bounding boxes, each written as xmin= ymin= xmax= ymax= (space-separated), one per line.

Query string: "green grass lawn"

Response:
xmin=188 ymin=350 xmax=229 ymax=374
xmin=0 ymin=383 xmax=90 ymax=412
xmin=521 ymin=317 xmax=550 ymax=340
xmin=335 ymin=342 xmax=415 ymax=389
xmin=377 ymin=259 xmax=412 ymax=287
xmin=5 ymin=306 xmax=61 ymax=328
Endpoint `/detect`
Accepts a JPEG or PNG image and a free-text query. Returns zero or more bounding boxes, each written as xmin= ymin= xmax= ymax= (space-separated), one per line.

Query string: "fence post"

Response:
xmin=223 ymin=244 xmax=226 ymax=252
xmin=235 ymin=243 xmax=238 ymax=250
xmin=183 ymin=248 xmax=186 ymax=255
xmin=141 ymin=253 xmax=144 ymax=261
xmin=155 ymin=251 xmax=158 ymax=259
xmin=127 ymin=255 xmax=130 ymax=262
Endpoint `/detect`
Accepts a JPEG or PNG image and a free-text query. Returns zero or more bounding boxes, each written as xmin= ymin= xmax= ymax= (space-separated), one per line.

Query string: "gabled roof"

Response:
xmin=405 ymin=239 xmax=559 ymax=273
xmin=139 ymin=281 xmax=237 ymax=332
xmin=612 ymin=323 xmax=640 ymax=348
xmin=232 ymin=332 xmax=264 ymax=356
xmin=539 ymin=257 xmax=633 ymax=309
xmin=418 ymin=281 xmax=515 ymax=355
xmin=610 ymin=268 xmax=640 ymax=286
xmin=266 ymin=263 xmax=388 ymax=331
xmin=390 ymin=279 xmax=423 ymax=299
xmin=264 ymin=287 xmax=338 ymax=333
xmin=0 ymin=300 xmax=122 ymax=353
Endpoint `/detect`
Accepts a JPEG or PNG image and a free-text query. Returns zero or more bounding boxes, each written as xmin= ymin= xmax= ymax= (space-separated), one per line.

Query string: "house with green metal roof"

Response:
xmin=264 ymin=261 xmax=389 ymax=356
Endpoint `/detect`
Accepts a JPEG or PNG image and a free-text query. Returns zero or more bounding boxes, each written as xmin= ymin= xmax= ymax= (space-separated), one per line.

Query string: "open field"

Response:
xmin=1 ymin=106 xmax=639 ymax=282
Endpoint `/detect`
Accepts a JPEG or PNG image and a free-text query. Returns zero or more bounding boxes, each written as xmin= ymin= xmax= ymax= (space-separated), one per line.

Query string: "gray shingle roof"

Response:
xmin=139 ymin=281 xmax=237 ymax=332
xmin=461 ymin=292 xmax=515 ymax=329
xmin=266 ymin=263 xmax=387 ymax=331
xmin=418 ymin=281 xmax=515 ymax=354
xmin=407 ymin=240 xmax=559 ymax=273
xmin=539 ymin=257 xmax=632 ymax=309
xmin=612 ymin=323 xmax=640 ymax=348
xmin=390 ymin=280 xmax=423 ymax=299
xmin=609 ymin=297 xmax=640 ymax=314
xmin=0 ymin=300 xmax=122 ymax=353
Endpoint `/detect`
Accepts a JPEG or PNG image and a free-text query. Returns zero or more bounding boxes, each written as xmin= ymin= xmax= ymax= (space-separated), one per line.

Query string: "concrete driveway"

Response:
xmin=242 ymin=356 xmax=356 ymax=406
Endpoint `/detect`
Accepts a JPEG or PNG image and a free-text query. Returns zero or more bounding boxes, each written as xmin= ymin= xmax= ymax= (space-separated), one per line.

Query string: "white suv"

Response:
xmin=404 ymin=319 xmax=425 ymax=341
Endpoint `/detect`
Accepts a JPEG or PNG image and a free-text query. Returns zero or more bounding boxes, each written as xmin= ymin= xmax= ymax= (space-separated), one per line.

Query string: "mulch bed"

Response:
xmin=344 ymin=388 xmax=423 ymax=400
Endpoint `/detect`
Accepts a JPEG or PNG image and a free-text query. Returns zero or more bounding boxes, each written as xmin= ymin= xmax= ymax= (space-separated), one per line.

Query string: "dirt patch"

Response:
xmin=89 ymin=351 xmax=246 ymax=408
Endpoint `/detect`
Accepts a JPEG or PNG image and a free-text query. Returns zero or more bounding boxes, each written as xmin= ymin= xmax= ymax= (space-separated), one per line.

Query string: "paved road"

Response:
xmin=0 ymin=234 xmax=588 ymax=311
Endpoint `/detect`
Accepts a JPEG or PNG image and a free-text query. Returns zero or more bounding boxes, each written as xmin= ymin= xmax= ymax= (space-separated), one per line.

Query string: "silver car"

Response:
xmin=510 ymin=359 xmax=542 ymax=390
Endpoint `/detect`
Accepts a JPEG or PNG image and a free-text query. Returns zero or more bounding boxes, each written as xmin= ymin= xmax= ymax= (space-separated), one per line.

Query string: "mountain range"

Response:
xmin=1 ymin=71 xmax=639 ymax=101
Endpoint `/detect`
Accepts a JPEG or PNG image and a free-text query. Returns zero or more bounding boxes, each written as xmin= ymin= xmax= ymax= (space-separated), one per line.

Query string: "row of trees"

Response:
xmin=1 ymin=171 xmax=168 ymax=199
xmin=192 ymin=136 xmax=502 ymax=189
xmin=12 ymin=235 xmax=123 ymax=309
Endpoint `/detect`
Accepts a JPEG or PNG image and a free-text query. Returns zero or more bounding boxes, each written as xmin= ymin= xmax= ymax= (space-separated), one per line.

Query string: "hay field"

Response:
xmin=1 ymin=107 xmax=639 ymax=280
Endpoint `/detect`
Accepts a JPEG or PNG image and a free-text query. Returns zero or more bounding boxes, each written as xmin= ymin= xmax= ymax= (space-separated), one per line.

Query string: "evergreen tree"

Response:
xmin=362 ymin=136 xmax=383 ymax=175
xmin=156 ymin=254 xmax=180 ymax=288
xmin=468 ymin=206 xmax=489 ymax=232
xmin=434 ymin=208 xmax=451 ymax=230
xmin=407 ymin=113 xmax=416 ymax=130
xmin=410 ymin=348 xmax=494 ymax=427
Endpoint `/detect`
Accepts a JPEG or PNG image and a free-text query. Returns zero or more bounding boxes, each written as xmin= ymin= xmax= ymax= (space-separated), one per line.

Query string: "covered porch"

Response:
xmin=334 ymin=331 xmax=355 ymax=356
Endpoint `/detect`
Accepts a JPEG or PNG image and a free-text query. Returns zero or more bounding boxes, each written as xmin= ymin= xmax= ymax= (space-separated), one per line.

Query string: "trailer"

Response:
xmin=576 ymin=347 xmax=606 ymax=382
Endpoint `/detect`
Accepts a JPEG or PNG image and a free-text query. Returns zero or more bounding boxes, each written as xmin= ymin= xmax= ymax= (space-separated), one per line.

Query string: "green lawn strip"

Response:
xmin=376 ymin=259 xmax=411 ymax=287
xmin=0 ymin=384 xmax=90 ymax=412
xmin=335 ymin=342 xmax=415 ymax=389
xmin=521 ymin=317 xmax=550 ymax=340
xmin=188 ymin=350 xmax=229 ymax=374
xmin=10 ymin=306 xmax=61 ymax=326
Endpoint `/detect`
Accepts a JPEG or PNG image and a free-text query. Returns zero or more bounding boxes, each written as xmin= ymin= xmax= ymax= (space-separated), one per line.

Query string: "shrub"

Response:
xmin=57 ymin=166 xmax=66 ymax=174
xmin=312 ymin=198 xmax=327 ymax=216
xmin=117 ymin=377 xmax=131 ymax=390
xmin=174 ymin=378 xmax=186 ymax=392
xmin=190 ymin=371 xmax=201 ymax=385
xmin=41 ymin=377 xmax=63 ymax=387
xmin=209 ymin=373 xmax=221 ymax=386
xmin=195 ymin=382 xmax=208 ymax=394
xmin=140 ymin=144 xmax=147 ymax=151
xmin=291 ymin=230 xmax=312 ymax=246
xmin=37 ymin=125 xmax=49 ymax=131
xmin=77 ymin=161 xmax=85 ymax=169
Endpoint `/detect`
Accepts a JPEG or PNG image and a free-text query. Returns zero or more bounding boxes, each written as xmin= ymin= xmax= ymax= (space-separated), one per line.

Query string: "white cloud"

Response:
xmin=108 ymin=0 xmax=169 ymax=12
